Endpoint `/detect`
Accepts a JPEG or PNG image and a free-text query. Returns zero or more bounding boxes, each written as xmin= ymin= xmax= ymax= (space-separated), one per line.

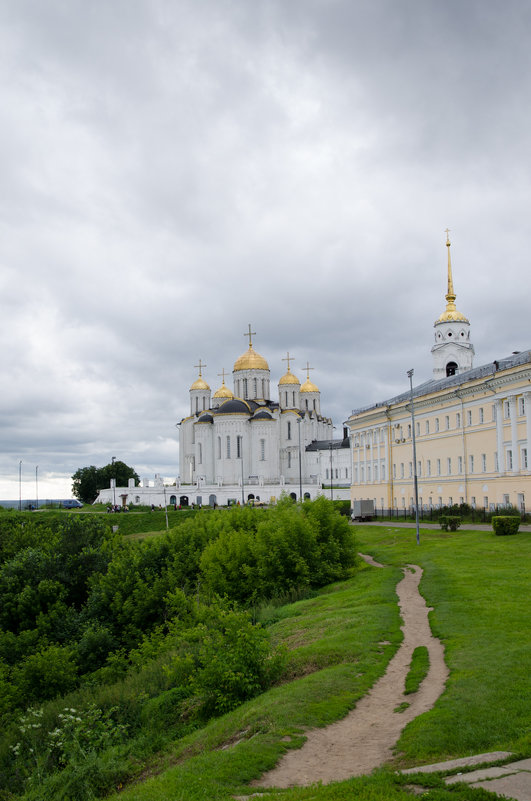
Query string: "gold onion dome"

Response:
xmin=190 ymin=376 xmax=210 ymax=391
xmin=233 ymin=345 xmax=269 ymax=372
xmin=279 ymin=367 xmax=300 ymax=385
xmin=301 ymin=378 xmax=319 ymax=393
xmin=213 ymin=380 xmax=233 ymax=399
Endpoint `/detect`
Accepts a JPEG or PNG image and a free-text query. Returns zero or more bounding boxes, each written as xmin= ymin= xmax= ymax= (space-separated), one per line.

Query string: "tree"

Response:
xmin=71 ymin=462 xmax=139 ymax=504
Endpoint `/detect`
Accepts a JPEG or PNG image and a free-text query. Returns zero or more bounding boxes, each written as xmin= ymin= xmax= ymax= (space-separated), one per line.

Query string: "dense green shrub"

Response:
xmin=492 ymin=516 xmax=521 ymax=535
xmin=439 ymin=515 xmax=461 ymax=531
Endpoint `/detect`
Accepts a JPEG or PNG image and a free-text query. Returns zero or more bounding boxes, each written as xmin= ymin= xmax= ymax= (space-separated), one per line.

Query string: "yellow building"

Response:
xmin=347 ymin=236 xmax=531 ymax=513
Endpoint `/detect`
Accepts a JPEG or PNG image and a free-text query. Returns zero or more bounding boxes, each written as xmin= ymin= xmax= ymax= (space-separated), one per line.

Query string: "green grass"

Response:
xmin=404 ymin=646 xmax=430 ymax=695
xmin=100 ymin=526 xmax=530 ymax=800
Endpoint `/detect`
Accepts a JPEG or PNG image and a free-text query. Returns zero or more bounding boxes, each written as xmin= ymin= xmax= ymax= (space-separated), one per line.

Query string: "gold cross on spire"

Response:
xmin=303 ymin=361 xmax=315 ymax=380
xmin=445 ymin=227 xmax=451 ymax=243
xmin=244 ymin=324 xmax=256 ymax=347
xmin=282 ymin=351 xmax=295 ymax=372
xmin=217 ymin=368 xmax=228 ymax=385
xmin=194 ymin=359 xmax=206 ymax=377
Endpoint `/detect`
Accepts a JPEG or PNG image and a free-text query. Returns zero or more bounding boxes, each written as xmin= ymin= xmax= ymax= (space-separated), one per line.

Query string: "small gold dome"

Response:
xmin=436 ymin=309 xmax=470 ymax=324
xmin=213 ymin=381 xmax=233 ymax=399
xmin=233 ymin=345 xmax=269 ymax=372
xmin=279 ymin=368 xmax=300 ymax=386
xmin=300 ymin=378 xmax=319 ymax=393
xmin=190 ymin=376 xmax=210 ymax=391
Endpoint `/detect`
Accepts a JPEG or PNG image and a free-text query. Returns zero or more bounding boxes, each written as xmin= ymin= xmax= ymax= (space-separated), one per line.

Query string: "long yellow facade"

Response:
xmin=347 ymin=352 xmax=531 ymax=513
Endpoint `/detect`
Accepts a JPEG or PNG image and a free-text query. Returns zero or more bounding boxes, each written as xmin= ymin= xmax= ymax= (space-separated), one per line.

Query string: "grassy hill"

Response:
xmin=100 ymin=524 xmax=530 ymax=801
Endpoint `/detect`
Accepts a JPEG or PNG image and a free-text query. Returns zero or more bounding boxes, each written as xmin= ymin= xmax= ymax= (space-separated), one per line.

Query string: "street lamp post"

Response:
xmin=297 ymin=417 xmax=303 ymax=500
xmin=240 ymin=445 xmax=245 ymax=506
xmin=35 ymin=466 xmax=39 ymax=511
xmin=111 ymin=456 xmax=116 ymax=508
xmin=19 ymin=460 xmax=22 ymax=511
xmin=407 ymin=369 xmax=420 ymax=546
xmin=329 ymin=443 xmax=333 ymax=500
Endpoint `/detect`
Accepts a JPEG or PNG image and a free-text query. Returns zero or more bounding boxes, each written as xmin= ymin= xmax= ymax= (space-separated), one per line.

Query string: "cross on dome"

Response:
xmin=194 ymin=358 xmax=206 ymax=377
xmin=244 ymin=324 xmax=256 ymax=347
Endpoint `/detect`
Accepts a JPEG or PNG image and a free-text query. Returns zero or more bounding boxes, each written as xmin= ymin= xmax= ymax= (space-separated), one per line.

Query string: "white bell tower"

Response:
xmin=431 ymin=231 xmax=474 ymax=379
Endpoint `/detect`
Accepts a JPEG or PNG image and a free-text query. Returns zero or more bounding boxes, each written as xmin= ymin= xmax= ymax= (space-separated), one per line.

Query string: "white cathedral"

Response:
xmin=177 ymin=328 xmax=351 ymax=505
xmin=95 ymin=328 xmax=351 ymax=508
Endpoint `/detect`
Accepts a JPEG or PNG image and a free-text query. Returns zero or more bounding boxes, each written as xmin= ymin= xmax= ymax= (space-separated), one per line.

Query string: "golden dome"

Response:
xmin=436 ymin=308 xmax=469 ymax=324
xmin=233 ymin=345 xmax=269 ymax=372
xmin=279 ymin=368 xmax=300 ymax=386
xmin=213 ymin=381 xmax=233 ymax=399
xmin=300 ymin=378 xmax=319 ymax=393
xmin=190 ymin=376 xmax=210 ymax=391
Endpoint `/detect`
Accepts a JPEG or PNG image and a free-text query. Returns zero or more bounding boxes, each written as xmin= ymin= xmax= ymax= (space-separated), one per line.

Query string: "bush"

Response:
xmin=492 ymin=516 xmax=520 ymax=536
xmin=440 ymin=515 xmax=461 ymax=532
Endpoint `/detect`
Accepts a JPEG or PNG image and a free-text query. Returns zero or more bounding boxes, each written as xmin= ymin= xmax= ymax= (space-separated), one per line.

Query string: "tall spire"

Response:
xmin=444 ymin=229 xmax=457 ymax=313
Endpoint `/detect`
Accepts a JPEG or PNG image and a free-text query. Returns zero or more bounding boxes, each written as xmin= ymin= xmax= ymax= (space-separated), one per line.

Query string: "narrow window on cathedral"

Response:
xmin=326 ymin=468 xmax=329 ymax=479
xmin=202 ymin=397 xmax=206 ymax=410
xmin=198 ymin=443 xmax=202 ymax=464
xmin=287 ymin=421 xmax=292 ymax=440
xmin=288 ymin=451 xmax=292 ymax=468
xmin=262 ymin=379 xmax=265 ymax=397
xmin=243 ymin=378 xmax=248 ymax=398
xmin=195 ymin=397 xmax=199 ymax=413
xmin=292 ymin=392 xmax=295 ymax=407
xmin=237 ymin=436 xmax=242 ymax=459
xmin=306 ymin=399 xmax=309 ymax=410
xmin=217 ymin=437 xmax=221 ymax=459
xmin=260 ymin=439 xmax=265 ymax=461
xmin=226 ymin=436 xmax=231 ymax=459
xmin=253 ymin=378 xmax=257 ymax=397
xmin=313 ymin=399 xmax=316 ymax=410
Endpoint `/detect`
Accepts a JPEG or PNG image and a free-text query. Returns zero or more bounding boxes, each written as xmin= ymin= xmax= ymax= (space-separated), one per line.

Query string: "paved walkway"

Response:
xmin=354 ymin=520 xmax=531 ymax=532
xmin=401 ymin=752 xmax=531 ymax=800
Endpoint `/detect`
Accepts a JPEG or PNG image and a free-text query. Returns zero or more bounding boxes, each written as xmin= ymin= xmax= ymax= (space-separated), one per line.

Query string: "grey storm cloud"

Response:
xmin=1 ymin=0 xmax=530 ymax=497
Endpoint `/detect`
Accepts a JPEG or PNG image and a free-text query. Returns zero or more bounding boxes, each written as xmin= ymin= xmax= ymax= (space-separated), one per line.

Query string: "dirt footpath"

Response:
xmin=255 ymin=562 xmax=449 ymax=788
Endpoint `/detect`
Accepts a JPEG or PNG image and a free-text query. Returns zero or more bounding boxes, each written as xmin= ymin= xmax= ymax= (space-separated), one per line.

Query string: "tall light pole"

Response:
xmin=19 ymin=460 xmax=22 ymax=511
xmin=35 ymin=466 xmax=39 ymax=511
xmin=407 ymin=369 xmax=420 ymax=545
xmin=111 ymin=456 xmax=116 ymax=507
xmin=329 ymin=443 xmax=333 ymax=500
xmin=240 ymin=439 xmax=245 ymax=505
xmin=297 ymin=417 xmax=303 ymax=500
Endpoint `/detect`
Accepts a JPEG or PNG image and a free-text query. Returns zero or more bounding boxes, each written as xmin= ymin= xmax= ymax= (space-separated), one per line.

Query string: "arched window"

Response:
xmin=287 ymin=421 xmax=292 ymax=440
xmin=446 ymin=361 xmax=458 ymax=376
xmin=217 ymin=437 xmax=221 ymax=459
xmin=253 ymin=378 xmax=257 ymax=397
xmin=243 ymin=378 xmax=248 ymax=397
xmin=198 ymin=443 xmax=202 ymax=464
xmin=195 ymin=397 xmax=198 ymax=412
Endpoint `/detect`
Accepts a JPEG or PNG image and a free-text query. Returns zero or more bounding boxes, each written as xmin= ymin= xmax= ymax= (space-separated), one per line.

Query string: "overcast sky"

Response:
xmin=2 ymin=0 xmax=530 ymax=499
